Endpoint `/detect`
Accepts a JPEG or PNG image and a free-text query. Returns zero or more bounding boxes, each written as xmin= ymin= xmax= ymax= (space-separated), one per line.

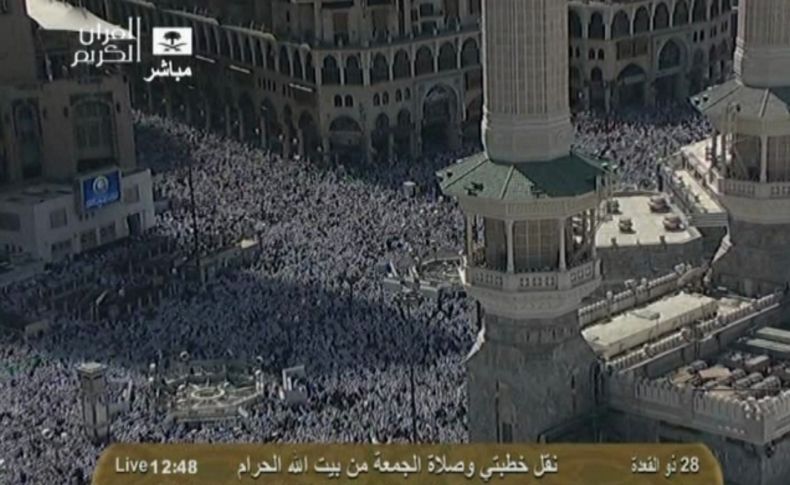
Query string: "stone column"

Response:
xmin=559 ymin=218 xmax=567 ymax=271
xmin=466 ymin=214 xmax=475 ymax=258
xmin=760 ymin=135 xmax=768 ymax=183
xmin=506 ymin=220 xmax=514 ymax=273
xmin=590 ymin=209 xmax=598 ymax=259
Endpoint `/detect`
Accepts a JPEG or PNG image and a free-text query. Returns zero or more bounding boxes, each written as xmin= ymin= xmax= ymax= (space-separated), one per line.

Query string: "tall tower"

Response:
xmin=438 ymin=0 xmax=608 ymax=441
xmin=77 ymin=362 xmax=111 ymax=444
xmin=696 ymin=0 xmax=790 ymax=296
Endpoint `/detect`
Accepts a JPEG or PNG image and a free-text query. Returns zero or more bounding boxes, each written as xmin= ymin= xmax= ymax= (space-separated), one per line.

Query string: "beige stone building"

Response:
xmin=569 ymin=0 xmax=737 ymax=110
xmin=69 ymin=0 xmax=736 ymax=162
xmin=0 ymin=0 xmax=155 ymax=262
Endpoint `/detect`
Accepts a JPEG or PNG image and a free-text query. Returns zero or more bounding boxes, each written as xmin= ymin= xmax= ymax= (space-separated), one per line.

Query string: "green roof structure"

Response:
xmin=437 ymin=151 xmax=611 ymax=201
xmin=691 ymin=80 xmax=790 ymax=122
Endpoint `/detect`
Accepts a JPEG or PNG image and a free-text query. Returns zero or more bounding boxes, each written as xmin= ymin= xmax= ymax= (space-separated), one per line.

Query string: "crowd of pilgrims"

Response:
xmin=0 ymin=102 xmax=711 ymax=483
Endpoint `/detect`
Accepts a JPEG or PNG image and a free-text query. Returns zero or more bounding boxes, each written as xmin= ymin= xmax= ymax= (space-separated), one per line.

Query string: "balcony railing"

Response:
xmin=718 ymin=179 xmax=790 ymax=199
xmin=465 ymin=260 xmax=600 ymax=292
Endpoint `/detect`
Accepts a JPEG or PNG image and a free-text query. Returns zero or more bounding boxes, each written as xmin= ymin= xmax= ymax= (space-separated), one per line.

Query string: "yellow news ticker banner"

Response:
xmin=93 ymin=443 xmax=724 ymax=485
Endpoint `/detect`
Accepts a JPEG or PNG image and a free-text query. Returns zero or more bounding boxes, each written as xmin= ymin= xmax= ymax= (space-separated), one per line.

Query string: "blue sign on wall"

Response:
xmin=82 ymin=171 xmax=121 ymax=210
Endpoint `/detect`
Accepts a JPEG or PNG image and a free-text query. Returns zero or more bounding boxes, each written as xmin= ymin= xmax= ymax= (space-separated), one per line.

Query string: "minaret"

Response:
xmin=695 ymin=0 xmax=790 ymax=296
xmin=438 ymin=0 xmax=608 ymax=441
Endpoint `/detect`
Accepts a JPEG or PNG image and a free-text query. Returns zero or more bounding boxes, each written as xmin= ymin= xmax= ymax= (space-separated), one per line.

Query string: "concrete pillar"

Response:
xmin=466 ymin=214 xmax=474 ymax=257
xmin=590 ymin=209 xmax=598 ymax=259
xmin=559 ymin=218 xmax=567 ymax=271
xmin=760 ymin=135 xmax=768 ymax=183
xmin=505 ymin=220 xmax=514 ymax=273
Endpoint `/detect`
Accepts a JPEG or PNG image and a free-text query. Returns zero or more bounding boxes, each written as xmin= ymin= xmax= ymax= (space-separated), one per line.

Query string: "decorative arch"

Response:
xmin=393 ymin=50 xmax=411 ymax=79
xmin=371 ymin=53 xmax=389 ymax=84
xmin=611 ymin=11 xmax=630 ymax=38
xmin=292 ymin=50 xmax=304 ymax=80
xmin=654 ymin=3 xmax=670 ymax=30
xmin=438 ymin=42 xmax=457 ymax=71
xmin=265 ymin=44 xmax=275 ymax=70
xmin=345 ymin=55 xmax=363 ymax=85
xmin=692 ymin=0 xmax=707 ymax=23
xmin=415 ymin=46 xmax=435 ymax=76
xmin=421 ymin=83 xmax=458 ymax=153
xmin=658 ymin=39 xmax=684 ymax=70
xmin=633 ymin=6 xmax=650 ymax=34
xmin=305 ymin=53 xmax=316 ymax=83
xmin=322 ymin=56 xmax=340 ymax=85
xmin=710 ymin=0 xmax=719 ymax=18
xmin=618 ymin=63 xmax=646 ymax=80
xmin=461 ymin=38 xmax=480 ymax=67
xmin=279 ymin=46 xmax=291 ymax=76
xmin=673 ymin=0 xmax=690 ymax=26
xmin=589 ymin=12 xmax=605 ymax=39
xmin=569 ymin=10 xmax=582 ymax=38
xmin=591 ymin=67 xmax=604 ymax=82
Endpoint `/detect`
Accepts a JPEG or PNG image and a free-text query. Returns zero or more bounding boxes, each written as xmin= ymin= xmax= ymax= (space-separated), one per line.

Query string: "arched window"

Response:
xmin=461 ymin=39 xmax=480 ymax=67
xmin=710 ymin=0 xmax=719 ymax=18
xmin=414 ymin=46 xmax=434 ymax=76
xmin=371 ymin=53 xmax=389 ymax=84
xmin=396 ymin=89 xmax=402 ymax=102
xmin=382 ymin=92 xmax=390 ymax=105
xmin=611 ymin=11 xmax=630 ymax=38
xmin=292 ymin=50 xmax=304 ymax=80
xmin=597 ymin=49 xmax=605 ymax=60
xmin=373 ymin=94 xmax=381 ymax=106
xmin=393 ymin=50 xmax=411 ymax=79
xmin=345 ymin=55 xmax=363 ymax=85
xmin=692 ymin=0 xmax=707 ymax=23
xmin=674 ymin=0 xmax=690 ymax=26
xmin=73 ymin=99 xmax=115 ymax=172
xmin=279 ymin=47 xmax=291 ymax=76
xmin=569 ymin=10 xmax=582 ymax=38
xmin=658 ymin=40 xmax=682 ymax=69
xmin=588 ymin=49 xmax=595 ymax=60
xmin=633 ymin=7 xmax=650 ymax=33
xmin=265 ymin=44 xmax=275 ymax=70
xmin=322 ymin=56 xmax=340 ymax=85
xmin=438 ymin=42 xmax=457 ymax=71
xmin=654 ymin=3 xmax=670 ymax=30
xmin=334 ymin=95 xmax=342 ymax=107
xmin=591 ymin=67 xmax=603 ymax=82
xmin=344 ymin=95 xmax=354 ymax=107
xmin=305 ymin=54 xmax=316 ymax=83
xmin=405 ymin=88 xmax=411 ymax=100
xmin=589 ymin=13 xmax=605 ymax=39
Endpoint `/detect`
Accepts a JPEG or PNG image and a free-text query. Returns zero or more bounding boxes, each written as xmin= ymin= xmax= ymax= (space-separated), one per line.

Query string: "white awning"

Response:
xmin=26 ymin=0 xmax=135 ymax=38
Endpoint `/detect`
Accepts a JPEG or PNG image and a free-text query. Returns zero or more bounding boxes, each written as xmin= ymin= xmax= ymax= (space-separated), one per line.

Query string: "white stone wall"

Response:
xmin=735 ymin=0 xmax=790 ymax=87
xmin=481 ymin=0 xmax=573 ymax=162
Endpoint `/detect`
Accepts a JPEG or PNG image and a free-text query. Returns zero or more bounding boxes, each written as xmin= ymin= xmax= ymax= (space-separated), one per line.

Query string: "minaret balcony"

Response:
xmin=462 ymin=258 xmax=601 ymax=293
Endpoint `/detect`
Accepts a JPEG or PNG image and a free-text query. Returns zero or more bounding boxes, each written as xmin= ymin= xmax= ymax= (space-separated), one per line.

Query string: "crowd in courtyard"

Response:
xmin=0 ymin=102 xmax=712 ymax=483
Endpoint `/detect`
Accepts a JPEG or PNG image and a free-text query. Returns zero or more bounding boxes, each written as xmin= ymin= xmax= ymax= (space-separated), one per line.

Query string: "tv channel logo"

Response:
xmin=152 ymin=27 xmax=193 ymax=56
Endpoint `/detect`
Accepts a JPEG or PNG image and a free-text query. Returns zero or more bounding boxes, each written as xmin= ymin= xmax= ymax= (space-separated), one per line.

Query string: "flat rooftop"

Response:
xmin=596 ymin=194 xmax=698 ymax=248
xmin=0 ymin=183 xmax=73 ymax=205
xmin=583 ymin=292 xmax=721 ymax=358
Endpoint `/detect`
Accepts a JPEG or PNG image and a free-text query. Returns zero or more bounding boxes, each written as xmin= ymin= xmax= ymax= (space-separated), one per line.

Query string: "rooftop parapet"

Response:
xmin=609 ymin=371 xmax=790 ymax=445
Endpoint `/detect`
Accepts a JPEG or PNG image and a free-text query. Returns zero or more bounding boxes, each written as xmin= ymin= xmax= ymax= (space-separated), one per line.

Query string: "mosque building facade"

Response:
xmin=71 ymin=0 xmax=735 ymax=162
